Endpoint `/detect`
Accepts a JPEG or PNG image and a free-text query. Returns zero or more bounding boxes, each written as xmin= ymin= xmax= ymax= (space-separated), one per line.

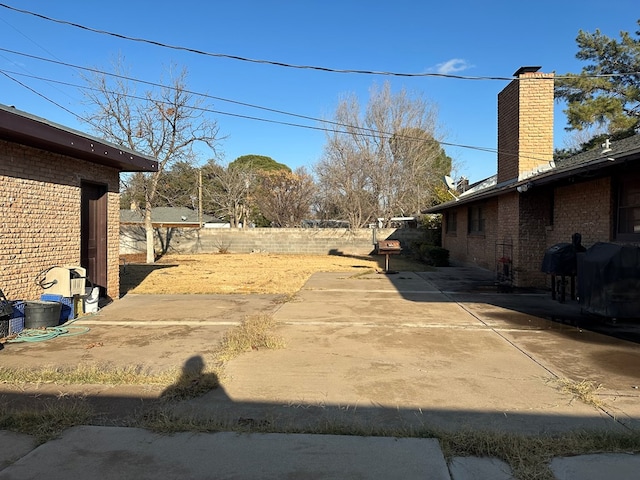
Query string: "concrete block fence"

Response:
xmin=120 ymin=227 xmax=428 ymax=257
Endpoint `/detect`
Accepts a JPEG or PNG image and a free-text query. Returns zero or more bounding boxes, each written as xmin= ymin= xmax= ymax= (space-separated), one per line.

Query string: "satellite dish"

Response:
xmin=442 ymin=175 xmax=459 ymax=201
xmin=443 ymin=175 xmax=457 ymax=190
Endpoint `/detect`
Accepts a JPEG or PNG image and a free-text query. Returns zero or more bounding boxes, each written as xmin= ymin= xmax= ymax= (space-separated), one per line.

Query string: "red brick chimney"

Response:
xmin=497 ymin=66 xmax=554 ymax=184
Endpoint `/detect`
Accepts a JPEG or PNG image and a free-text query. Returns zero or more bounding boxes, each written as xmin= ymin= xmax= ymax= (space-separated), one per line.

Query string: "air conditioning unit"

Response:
xmin=41 ymin=266 xmax=87 ymax=297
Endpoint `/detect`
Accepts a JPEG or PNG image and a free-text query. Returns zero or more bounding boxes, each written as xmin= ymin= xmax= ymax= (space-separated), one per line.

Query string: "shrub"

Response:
xmin=412 ymin=242 xmax=449 ymax=267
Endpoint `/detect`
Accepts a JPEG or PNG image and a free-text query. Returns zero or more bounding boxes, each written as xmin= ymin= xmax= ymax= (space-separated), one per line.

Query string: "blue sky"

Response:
xmin=0 ymin=1 xmax=636 ymax=182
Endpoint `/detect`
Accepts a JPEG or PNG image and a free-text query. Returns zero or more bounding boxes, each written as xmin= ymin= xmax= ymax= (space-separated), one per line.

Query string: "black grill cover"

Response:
xmin=541 ymin=243 xmax=577 ymax=275
xmin=577 ymin=242 xmax=640 ymax=318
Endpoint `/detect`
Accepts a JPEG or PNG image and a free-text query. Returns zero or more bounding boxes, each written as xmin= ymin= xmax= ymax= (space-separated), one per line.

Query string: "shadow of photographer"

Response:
xmin=161 ymin=355 xmax=221 ymax=402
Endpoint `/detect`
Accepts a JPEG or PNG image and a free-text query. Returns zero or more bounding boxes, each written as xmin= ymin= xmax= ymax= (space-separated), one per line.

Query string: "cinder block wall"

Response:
xmin=120 ymin=227 xmax=428 ymax=257
xmin=0 ymin=140 xmax=120 ymax=300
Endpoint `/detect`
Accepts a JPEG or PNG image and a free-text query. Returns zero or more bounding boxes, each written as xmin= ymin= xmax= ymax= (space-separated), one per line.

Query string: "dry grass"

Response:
xmin=0 ymin=364 xmax=178 ymax=386
xmin=212 ymin=313 xmax=286 ymax=363
xmin=120 ymin=253 xmax=427 ymax=295
xmin=550 ymin=377 xmax=605 ymax=409
xmin=438 ymin=429 xmax=640 ymax=480
xmin=0 ymin=399 xmax=93 ymax=444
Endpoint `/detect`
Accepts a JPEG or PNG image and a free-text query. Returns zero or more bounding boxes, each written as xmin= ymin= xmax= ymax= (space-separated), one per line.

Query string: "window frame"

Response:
xmin=445 ymin=210 xmax=458 ymax=235
xmin=616 ymin=171 xmax=640 ymax=241
xmin=467 ymin=204 xmax=486 ymax=236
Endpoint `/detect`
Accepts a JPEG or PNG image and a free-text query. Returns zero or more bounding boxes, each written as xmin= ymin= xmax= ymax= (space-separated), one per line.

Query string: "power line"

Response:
xmin=0 ymin=70 xmax=89 ymax=123
xmin=3 ymin=3 xmax=638 ymax=81
xmin=0 ymin=3 xmax=515 ymax=80
xmin=3 ymin=66 xmax=552 ymax=164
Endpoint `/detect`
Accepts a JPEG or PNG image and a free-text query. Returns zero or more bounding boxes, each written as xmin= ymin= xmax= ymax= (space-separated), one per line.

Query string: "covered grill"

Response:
xmin=541 ymin=236 xmax=584 ymax=302
xmin=578 ymin=242 xmax=640 ymax=318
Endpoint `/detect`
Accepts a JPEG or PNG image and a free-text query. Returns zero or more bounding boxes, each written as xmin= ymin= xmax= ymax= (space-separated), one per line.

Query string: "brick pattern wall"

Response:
xmin=517 ymin=190 xmax=551 ymax=287
xmin=497 ymin=71 xmax=554 ymax=184
xmin=120 ymin=227 xmax=428 ymax=257
xmin=0 ymin=140 xmax=120 ymax=300
xmin=497 ymin=81 xmax=520 ymax=184
xmin=441 ymin=198 xmax=498 ymax=271
xmin=547 ymin=178 xmax=612 ymax=247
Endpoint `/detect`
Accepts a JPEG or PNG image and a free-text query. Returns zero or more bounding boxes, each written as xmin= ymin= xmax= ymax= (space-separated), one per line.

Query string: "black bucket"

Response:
xmin=24 ymin=301 xmax=61 ymax=329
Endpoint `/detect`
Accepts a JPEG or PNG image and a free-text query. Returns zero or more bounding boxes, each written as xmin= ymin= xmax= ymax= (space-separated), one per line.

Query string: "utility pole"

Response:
xmin=198 ymin=169 xmax=203 ymax=228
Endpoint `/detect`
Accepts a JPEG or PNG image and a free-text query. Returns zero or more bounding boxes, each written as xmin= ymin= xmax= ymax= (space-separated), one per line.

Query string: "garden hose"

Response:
xmin=6 ymin=318 xmax=90 ymax=344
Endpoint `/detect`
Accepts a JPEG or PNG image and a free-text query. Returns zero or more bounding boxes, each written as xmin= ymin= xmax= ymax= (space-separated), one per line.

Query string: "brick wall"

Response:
xmin=0 ymin=140 xmax=120 ymax=300
xmin=548 ymin=178 xmax=613 ymax=247
xmin=120 ymin=227 xmax=428 ymax=257
xmin=497 ymin=69 xmax=554 ymax=184
xmin=441 ymin=198 xmax=498 ymax=271
xmin=517 ymin=190 xmax=551 ymax=287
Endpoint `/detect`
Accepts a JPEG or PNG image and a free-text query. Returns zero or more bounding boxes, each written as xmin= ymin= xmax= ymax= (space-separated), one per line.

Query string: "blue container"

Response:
xmin=40 ymin=294 xmax=74 ymax=323
xmin=9 ymin=301 xmax=25 ymax=334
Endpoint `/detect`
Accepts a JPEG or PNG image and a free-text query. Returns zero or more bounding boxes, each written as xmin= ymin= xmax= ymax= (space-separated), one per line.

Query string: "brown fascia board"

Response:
xmin=424 ymin=145 xmax=640 ymax=214
xmin=0 ymin=105 xmax=157 ymax=172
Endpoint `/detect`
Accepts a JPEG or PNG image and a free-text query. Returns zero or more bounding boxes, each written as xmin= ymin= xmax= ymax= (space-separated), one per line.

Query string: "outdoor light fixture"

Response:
xmin=516 ymin=182 xmax=533 ymax=193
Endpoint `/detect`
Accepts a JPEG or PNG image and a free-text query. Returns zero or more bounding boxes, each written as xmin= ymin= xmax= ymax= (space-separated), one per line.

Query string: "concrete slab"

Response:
xmin=449 ymin=456 xmax=515 ymax=480
xmin=1 ymin=294 xmax=280 ymax=374
xmin=0 ymin=431 xmax=35 ymax=470
xmin=549 ymin=453 xmax=640 ymax=480
xmin=0 ymin=426 xmax=450 ymax=480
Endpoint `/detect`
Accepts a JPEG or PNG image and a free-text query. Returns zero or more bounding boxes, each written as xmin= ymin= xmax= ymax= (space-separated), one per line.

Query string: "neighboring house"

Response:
xmin=425 ymin=66 xmax=640 ymax=288
xmin=120 ymin=206 xmax=218 ymax=228
xmin=120 ymin=207 xmax=223 ymax=254
xmin=0 ymin=104 xmax=157 ymax=301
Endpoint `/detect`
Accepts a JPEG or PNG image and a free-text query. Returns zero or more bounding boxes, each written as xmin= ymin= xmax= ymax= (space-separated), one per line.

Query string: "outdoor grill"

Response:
xmin=578 ymin=242 xmax=640 ymax=318
xmin=541 ymin=239 xmax=582 ymax=302
xmin=376 ymin=240 xmax=402 ymax=273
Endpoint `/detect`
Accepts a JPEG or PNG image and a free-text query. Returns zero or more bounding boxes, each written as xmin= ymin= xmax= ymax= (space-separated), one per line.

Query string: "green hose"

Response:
xmin=6 ymin=319 xmax=90 ymax=343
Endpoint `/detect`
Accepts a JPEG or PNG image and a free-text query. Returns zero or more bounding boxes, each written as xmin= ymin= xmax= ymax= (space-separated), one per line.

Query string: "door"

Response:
xmin=81 ymin=182 xmax=108 ymax=292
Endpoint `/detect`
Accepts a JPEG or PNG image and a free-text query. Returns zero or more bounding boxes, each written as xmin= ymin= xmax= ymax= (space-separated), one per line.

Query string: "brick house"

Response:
xmin=0 ymin=104 xmax=157 ymax=301
xmin=425 ymin=67 xmax=640 ymax=288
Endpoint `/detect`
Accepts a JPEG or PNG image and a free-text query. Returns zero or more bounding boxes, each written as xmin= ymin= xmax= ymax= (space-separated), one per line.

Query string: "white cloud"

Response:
xmin=434 ymin=59 xmax=472 ymax=75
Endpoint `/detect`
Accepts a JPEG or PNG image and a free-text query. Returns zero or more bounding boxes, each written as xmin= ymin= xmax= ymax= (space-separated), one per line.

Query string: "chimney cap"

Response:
xmin=513 ymin=66 xmax=541 ymax=76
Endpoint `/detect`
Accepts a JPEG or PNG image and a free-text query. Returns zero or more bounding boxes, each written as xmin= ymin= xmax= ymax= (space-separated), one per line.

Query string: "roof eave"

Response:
xmin=0 ymin=105 xmax=157 ymax=172
xmin=425 ymin=147 xmax=640 ymax=214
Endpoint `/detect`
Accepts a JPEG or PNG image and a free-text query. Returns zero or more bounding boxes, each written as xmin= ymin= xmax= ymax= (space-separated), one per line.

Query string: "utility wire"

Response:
xmin=3 ymin=66 xmax=545 ymax=162
xmin=3 ymin=3 xmax=637 ymax=80
xmin=0 ymin=70 xmax=90 ymax=123
xmin=0 ymin=3 xmax=513 ymax=80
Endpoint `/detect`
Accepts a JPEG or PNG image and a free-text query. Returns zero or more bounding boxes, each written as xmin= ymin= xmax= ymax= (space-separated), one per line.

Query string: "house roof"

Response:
xmin=0 ymin=104 xmax=157 ymax=172
xmin=425 ymin=134 xmax=640 ymax=213
xmin=121 ymin=207 xmax=219 ymax=227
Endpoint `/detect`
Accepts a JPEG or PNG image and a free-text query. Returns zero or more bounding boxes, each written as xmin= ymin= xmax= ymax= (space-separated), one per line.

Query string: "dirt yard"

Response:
xmin=120 ymin=253 xmax=427 ymax=296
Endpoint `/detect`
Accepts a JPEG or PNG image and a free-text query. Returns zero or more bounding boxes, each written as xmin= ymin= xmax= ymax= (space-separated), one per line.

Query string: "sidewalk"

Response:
xmin=1 ymin=267 xmax=639 ymax=478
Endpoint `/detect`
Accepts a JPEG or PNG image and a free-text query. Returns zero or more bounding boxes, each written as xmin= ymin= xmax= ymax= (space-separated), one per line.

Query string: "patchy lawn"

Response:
xmin=120 ymin=253 xmax=427 ymax=295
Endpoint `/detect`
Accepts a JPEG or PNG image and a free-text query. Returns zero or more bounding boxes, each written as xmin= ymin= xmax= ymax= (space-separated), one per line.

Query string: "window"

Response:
xmin=468 ymin=205 xmax=485 ymax=235
xmin=617 ymin=172 xmax=640 ymax=240
xmin=445 ymin=211 xmax=457 ymax=234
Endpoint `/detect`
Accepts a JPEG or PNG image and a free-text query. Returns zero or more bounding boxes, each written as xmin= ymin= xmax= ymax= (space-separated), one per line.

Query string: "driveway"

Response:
xmin=1 ymin=267 xmax=639 ymax=433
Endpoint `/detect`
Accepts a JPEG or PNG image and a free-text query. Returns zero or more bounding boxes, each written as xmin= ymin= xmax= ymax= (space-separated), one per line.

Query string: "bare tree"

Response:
xmin=315 ymin=82 xmax=450 ymax=227
xmin=202 ymin=161 xmax=254 ymax=228
xmin=84 ymin=62 xmax=221 ymax=263
xmin=254 ymin=167 xmax=316 ymax=227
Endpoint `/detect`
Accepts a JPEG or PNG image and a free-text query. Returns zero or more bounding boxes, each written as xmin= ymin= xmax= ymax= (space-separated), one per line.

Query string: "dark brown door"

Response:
xmin=81 ymin=182 xmax=108 ymax=291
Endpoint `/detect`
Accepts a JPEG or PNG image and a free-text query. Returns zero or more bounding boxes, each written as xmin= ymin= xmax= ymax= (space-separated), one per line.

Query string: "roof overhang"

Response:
xmin=425 ymin=144 xmax=640 ymax=214
xmin=0 ymin=104 xmax=157 ymax=172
